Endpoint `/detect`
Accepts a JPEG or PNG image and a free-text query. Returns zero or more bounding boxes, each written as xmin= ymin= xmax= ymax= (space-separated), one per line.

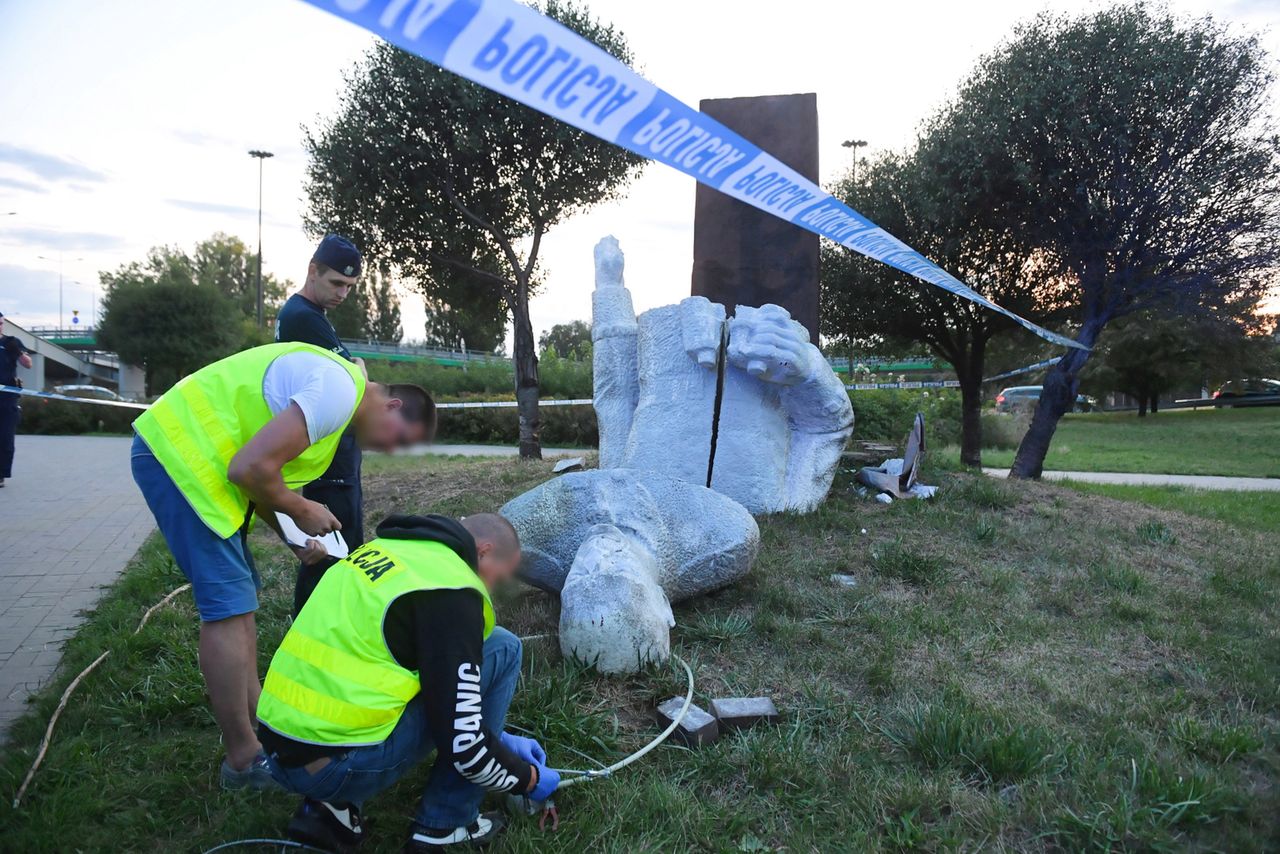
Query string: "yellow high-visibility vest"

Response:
xmin=257 ymin=537 xmax=495 ymax=746
xmin=133 ymin=342 xmax=366 ymax=539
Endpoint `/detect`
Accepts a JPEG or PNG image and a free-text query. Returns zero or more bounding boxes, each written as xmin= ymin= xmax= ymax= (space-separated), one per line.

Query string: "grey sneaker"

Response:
xmin=220 ymin=751 xmax=282 ymax=791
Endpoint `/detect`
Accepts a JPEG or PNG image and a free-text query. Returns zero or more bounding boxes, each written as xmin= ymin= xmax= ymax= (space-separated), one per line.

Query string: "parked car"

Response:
xmin=995 ymin=385 xmax=1095 ymax=413
xmin=52 ymin=384 xmax=124 ymax=402
xmin=1212 ymin=378 xmax=1280 ymax=407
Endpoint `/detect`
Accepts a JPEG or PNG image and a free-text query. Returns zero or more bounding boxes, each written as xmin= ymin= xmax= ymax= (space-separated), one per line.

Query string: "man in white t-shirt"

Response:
xmin=131 ymin=343 xmax=436 ymax=790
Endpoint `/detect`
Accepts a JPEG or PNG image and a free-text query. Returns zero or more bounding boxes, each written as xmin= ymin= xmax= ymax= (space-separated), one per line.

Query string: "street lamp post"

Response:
xmin=248 ymin=149 xmax=274 ymax=328
xmin=37 ymin=254 xmax=84 ymax=331
xmin=841 ymin=138 xmax=868 ymax=183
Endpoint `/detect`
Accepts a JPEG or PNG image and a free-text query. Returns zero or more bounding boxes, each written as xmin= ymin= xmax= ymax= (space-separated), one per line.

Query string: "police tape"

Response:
xmin=845 ymin=380 xmax=960 ymax=391
xmin=296 ymin=0 xmax=1085 ymax=353
xmin=2 ymin=386 xmax=149 ymax=410
xmin=983 ymin=356 xmax=1062 ymax=384
xmin=0 ymin=385 xmax=591 ymax=411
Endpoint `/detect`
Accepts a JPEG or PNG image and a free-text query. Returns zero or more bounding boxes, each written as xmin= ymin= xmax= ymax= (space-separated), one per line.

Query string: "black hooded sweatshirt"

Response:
xmin=259 ymin=514 xmax=532 ymax=794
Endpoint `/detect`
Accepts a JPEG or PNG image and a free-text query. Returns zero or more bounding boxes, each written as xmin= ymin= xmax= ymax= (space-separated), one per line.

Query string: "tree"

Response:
xmin=945 ymin=5 xmax=1280 ymax=477
xmin=363 ymin=265 xmax=404 ymax=344
xmin=303 ymin=0 xmax=644 ymax=458
xmin=98 ymin=272 xmax=241 ymax=395
xmin=1086 ymin=309 xmax=1278 ymax=415
xmin=418 ymin=265 xmax=509 ymax=353
xmin=190 ymin=232 xmax=288 ymax=319
xmin=823 ymin=151 xmax=1068 ymax=467
xmin=539 ymin=320 xmax=591 ymax=359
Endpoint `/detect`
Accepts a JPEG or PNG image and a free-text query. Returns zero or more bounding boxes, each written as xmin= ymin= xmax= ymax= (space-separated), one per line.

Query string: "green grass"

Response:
xmin=971 ymin=406 xmax=1280 ymax=477
xmin=2 ymin=456 xmax=1278 ymax=852
xmin=1058 ymin=480 xmax=1280 ymax=534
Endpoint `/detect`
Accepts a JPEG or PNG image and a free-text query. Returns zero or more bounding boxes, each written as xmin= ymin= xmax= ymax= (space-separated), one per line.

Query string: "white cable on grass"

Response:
xmin=12 ymin=583 xmax=191 ymax=809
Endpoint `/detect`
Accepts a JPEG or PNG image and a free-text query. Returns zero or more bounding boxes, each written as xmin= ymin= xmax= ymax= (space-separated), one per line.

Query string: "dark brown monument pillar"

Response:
xmin=691 ymin=92 xmax=820 ymax=339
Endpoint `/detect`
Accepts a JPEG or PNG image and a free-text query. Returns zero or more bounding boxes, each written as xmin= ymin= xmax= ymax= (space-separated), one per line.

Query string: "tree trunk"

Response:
xmin=1150 ymin=395 xmax=1159 ymax=415
xmin=511 ymin=290 xmax=541 ymax=460
xmin=1009 ymin=318 xmax=1103 ymax=479
xmin=958 ymin=376 xmax=984 ymax=468
xmin=956 ymin=337 xmax=986 ymax=468
xmin=1137 ymin=396 xmax=1148 ymax=417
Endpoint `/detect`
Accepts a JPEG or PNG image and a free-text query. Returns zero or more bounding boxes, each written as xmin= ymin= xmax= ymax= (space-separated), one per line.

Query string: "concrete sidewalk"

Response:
xmin=983 ymin=468 xmax=1280 ymax=491
xmin=0 ymin=435 xmax=154 ymax=742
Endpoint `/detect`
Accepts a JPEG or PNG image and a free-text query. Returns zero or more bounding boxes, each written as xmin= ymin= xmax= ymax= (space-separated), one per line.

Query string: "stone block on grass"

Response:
xmin=709 ymin=696 xmax=780 ymax=730
xmin=656 ymin=696 xmax=719 ymax=747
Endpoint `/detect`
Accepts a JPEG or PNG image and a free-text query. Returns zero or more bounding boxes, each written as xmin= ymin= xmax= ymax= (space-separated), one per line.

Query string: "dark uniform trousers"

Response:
xmin=0 ymin=395 xmax=19 ymax=479
xmin=294 ymin=429 xmax=364 ymax=615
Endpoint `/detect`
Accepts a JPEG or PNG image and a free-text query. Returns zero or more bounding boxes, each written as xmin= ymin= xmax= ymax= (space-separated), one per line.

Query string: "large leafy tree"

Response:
xmin=419 ymin=266 xmax=509 ymax=353
xmin=303 ymin=0 xmax=644 ymax=457
xmin=538 ymin=320 xmax=591 ymax=359
xmin=823 ymin=151 xmax=1068 ymax=466
xmin=98 ymin=253 xmax=242 ymax=394
xmin=947 ymin=5 xmax=1280 ymax=477
xmin=190 ymin=232 xmax=288 ymax=319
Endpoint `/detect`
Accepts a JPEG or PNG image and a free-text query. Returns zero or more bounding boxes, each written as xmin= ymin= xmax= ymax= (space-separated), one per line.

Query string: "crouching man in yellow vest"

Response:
xmin=257 ymin=513 xmax=560 ymax=852
xmin=130 ymin=342 xmax=435 ymax=791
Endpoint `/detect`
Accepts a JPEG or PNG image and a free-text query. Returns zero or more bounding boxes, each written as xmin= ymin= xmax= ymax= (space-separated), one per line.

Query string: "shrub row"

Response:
xmin=17 ymin=399 xmax=139 ymax=435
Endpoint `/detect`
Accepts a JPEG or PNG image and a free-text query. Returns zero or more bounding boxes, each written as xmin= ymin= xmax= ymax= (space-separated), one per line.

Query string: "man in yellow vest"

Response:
xmin=258 ymin=512 xmax=560 ymax=851
xmin=130 ymin=342 xmax=435 ymax=791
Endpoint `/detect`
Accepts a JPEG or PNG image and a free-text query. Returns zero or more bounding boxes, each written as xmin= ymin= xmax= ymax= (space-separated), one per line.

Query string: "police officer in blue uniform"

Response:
xmin=275 ymin=236 xmax=368 ymax=611
xmin=0 ymin=311 xmax=34 ymax=488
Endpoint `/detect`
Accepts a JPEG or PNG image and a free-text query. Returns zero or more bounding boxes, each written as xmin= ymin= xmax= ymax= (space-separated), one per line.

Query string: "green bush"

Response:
xmin=981 ymin=411 xmax=1029 ymax=450
xmin=850 ymin=389 xmax=962 ymax=445
xmin=365 ymin=352 xmax=593 ymax=401
xmin=17 ymin=399 xmax=137 ymax=435
xmin=436 ymin=403 xmax=597 ymax=447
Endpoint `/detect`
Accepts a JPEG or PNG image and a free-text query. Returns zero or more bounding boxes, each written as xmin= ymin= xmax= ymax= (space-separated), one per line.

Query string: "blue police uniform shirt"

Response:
xmin=274 ymin=294 xmax=351 ymax=360
xmin=1 ymin=336 xmax=26 ymax=402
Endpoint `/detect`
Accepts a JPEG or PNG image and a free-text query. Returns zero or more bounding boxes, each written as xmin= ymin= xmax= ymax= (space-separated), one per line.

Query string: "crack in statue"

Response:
xmin=502 ymin=236 xmax=854 ymax=672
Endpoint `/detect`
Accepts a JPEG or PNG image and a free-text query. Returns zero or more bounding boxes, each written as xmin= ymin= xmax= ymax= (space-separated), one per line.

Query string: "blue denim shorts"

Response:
xmin=131 ymin=433 xmax=260 ymax=622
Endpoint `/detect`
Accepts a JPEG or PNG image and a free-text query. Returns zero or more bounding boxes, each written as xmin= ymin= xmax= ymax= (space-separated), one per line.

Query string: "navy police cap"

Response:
xmin=313 ymin=234 xmax=362 ymax=278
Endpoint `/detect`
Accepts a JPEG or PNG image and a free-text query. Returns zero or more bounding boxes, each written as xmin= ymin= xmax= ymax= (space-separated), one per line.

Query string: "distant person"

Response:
xmin=130 ymin=342 xmax=435 ymax=790
xmin=257 ymin=513 xmax=559 ymax=852
xmin=0 ymin=311 xmax=34 ymax=488
xmin=275 ymin=234 xmax=370 ymax=614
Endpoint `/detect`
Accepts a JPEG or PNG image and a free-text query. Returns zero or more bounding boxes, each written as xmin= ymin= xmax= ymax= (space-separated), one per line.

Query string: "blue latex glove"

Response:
xmin=529 ymin=762 xmax=561 ymax=802
xmin=500 ymin=731 xmax=547 ymax=765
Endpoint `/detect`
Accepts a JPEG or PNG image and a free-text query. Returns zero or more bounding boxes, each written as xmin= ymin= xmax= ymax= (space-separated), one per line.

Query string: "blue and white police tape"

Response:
xmin=1 ymin=386 xmax=149 ymax=410
xmin=845 ymin=380 xmax=960 ymax=391
xmin=295 ymin=0 xmax=1086 ymax=353
xmin=983 ymin=357 xmax=1063 ymax=384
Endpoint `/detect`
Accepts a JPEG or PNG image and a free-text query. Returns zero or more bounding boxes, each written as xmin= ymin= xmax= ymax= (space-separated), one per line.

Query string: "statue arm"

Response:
xmin=591 ymin=237 xmax=640 ymax=468
xmin=779 ymin=346 xmax=854 ymax=511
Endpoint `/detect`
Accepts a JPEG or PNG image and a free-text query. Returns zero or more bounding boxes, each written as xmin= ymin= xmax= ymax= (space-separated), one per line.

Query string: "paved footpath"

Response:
xmin=0 ymin=435 xmax=154 ymax=742
xmin=983 ymin=468 xmax=1280 ymax=491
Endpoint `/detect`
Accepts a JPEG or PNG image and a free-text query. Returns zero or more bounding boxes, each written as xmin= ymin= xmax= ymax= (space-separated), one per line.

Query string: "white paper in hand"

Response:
xmin=275 ymin=512 xmax=349 ymax=559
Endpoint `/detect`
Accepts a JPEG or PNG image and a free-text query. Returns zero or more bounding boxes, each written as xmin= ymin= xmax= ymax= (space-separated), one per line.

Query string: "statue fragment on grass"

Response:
xmin=502 ymin=236 xmax=852 ymax=673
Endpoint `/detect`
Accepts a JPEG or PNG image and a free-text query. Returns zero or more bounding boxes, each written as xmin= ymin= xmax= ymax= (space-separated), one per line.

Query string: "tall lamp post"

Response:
xmin=37 ymin=254 xmax=84 ymax=331
xmin=841 ymin=138 xmax=868 ymax=183
xmin=248 ymin=149 xmax=274 ymax=328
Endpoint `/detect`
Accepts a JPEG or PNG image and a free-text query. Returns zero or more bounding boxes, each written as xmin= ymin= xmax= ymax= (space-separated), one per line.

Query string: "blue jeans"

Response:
xmin=130 ymin=434 xmax=260 ymax=621
xmin=266 ymin=627 xmax=522 ymax=829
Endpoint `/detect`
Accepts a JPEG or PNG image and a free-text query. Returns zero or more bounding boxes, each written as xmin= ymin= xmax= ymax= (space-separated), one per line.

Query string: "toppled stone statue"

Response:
xmin=502 ymin=469 xmax=758 ymax=673
xmin=592 ymin=235 xmax=853 ymax=513
xmin=502 ymin=236 xmax=852 ymax=672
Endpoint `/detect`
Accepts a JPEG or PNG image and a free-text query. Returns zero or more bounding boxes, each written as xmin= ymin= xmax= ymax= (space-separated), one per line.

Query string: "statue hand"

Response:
xmin=594 ymin=235 xmax=625 ymax=290
xmin=679 ymin=297 xmax=725 ymax=370
xmin=727 ymin=306 xmax=813 ymax=385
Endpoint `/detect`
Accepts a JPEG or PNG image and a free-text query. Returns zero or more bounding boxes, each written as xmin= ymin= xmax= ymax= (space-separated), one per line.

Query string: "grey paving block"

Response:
xmin=656 ymin=697 xmax=720 ymax=747
xmin=709 ymin=697 xmax=780 ymax=730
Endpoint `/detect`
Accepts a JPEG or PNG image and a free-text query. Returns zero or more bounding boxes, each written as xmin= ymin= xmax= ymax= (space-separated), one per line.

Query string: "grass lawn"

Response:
xmin=2 ymin=454 xmax=1278 ymax=851
xmin=1056 ymin=480 xmax=1280 ymax=535
xmin=975 ymin=406 xmax=1280 ymax=477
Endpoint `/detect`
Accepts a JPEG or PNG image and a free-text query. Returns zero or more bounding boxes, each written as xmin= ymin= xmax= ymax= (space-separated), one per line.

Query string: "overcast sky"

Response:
xmin=0 ymin=0 xmax=1276 ymax=345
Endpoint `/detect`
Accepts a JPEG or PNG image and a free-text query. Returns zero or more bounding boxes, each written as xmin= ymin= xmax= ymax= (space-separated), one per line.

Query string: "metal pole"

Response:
xmin=255 ymin=157 xmax=264 ymax=327
xmin=248 ymin=150 xmax=274 ymax=328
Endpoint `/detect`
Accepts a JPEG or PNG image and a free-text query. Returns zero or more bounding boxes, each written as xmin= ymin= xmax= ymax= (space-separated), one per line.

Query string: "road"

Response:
xmin=983 ymin=468 xmax=1280 ymax=492
xmin=0 ymin=435 xmax=154 ymax=742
